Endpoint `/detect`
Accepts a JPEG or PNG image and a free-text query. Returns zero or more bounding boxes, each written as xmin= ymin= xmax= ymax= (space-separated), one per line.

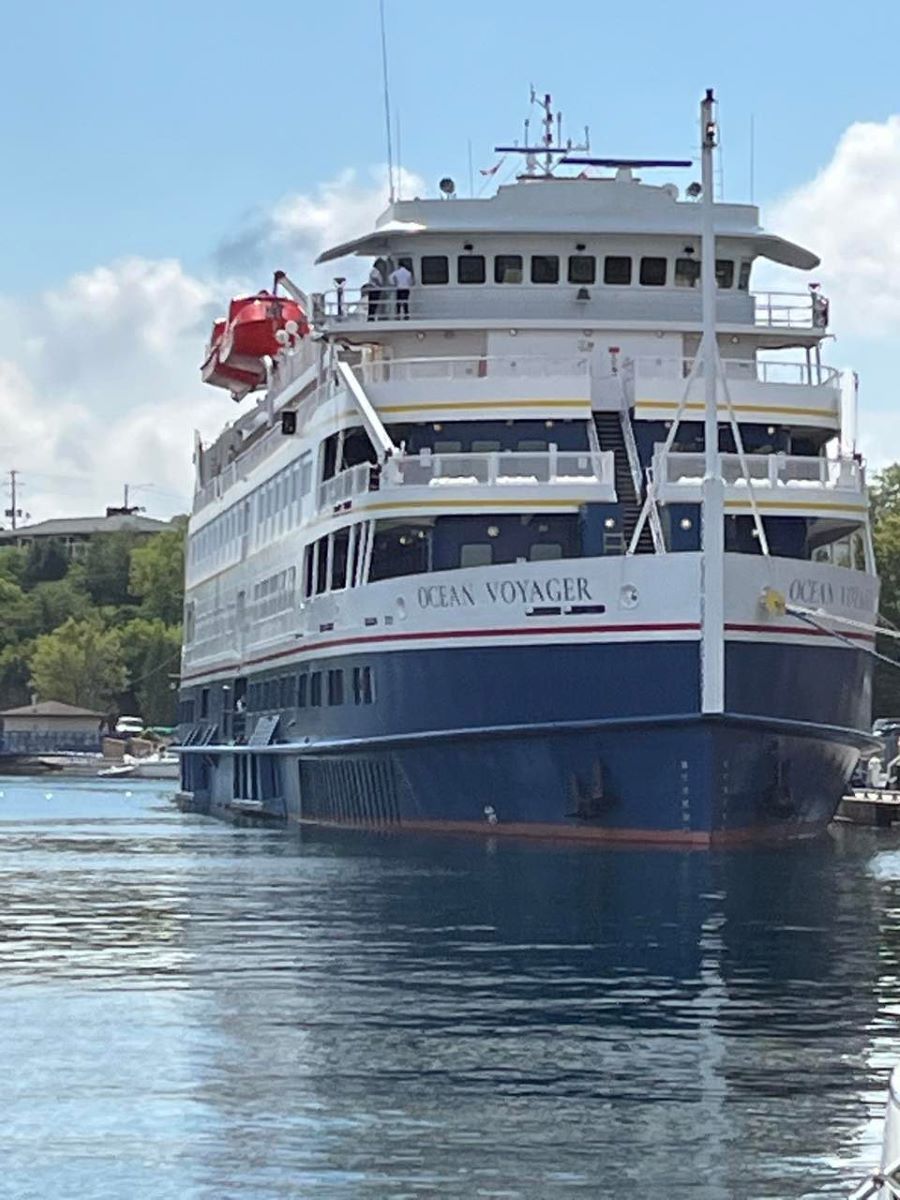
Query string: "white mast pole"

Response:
xmin=700 ymin=88 xmax=725 ymax=714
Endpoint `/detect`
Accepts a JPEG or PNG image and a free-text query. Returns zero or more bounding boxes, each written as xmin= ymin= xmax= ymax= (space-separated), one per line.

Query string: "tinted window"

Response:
xmin=460 ymin=544 xmax=492 ymax=567
xmin=640 ymin=257 xmax=667 ymax=286
xmin=494 ymin=255 xmax=523 ymax=283
xmin=457 ymin=255 xmax=485 ymax=284
xmin=716 ymin=260 xmax=735 ymax=289
xmin=331 ymin=527 xmax=349 ymax=590
xmin=738 ymin=260 xmax=751 ymax=290
xmin=310 ymin=672 xmax=322 ymax=707
xmin=604 ymin=256 xmax=632 ymax=285
xmin=297 ymin=674 xmax=308 ymax=708
xmin=568 ymin=255 xmax=596 ymax=284
xmin=531 ymin=255 xmax=560 ymax=283
xmin=420 ymin=255 xmax=449 ymax=285
xmin=328 ymin=669 xmax=344 ymax=706
xmin=674 ymin=257 xmax=700 ymax=288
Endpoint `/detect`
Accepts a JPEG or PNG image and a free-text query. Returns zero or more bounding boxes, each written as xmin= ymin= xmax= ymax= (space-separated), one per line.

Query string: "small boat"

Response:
xmin=97 ymin=753 xmax=180 ymax=780
xmin=850 ymin=1064 xmax=900 ymax=1198
xmin=201 ymin=292 xmax=309 ymax=399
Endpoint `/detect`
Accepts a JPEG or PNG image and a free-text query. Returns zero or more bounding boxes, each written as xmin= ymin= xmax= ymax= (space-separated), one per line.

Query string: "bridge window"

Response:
xmin=604 ymin=256 xmax=632 ymax=285
xmin=716 ymin=260 xmax=735 ymax=289
xmin=495 ymin=255 xmax=523 ymax=284
xmin=639 ymin=257 xmax=667 ymax=286
xmin=421 ymin=255 xmax=449 ymax=285
xmin=297 ymin=674 xmax=308 ymax=708
xmin=310 ymin=672 xmax=322 ymax=707
xmin=738 ymin=260 xmax=751 ymax=290
xmin=369 ymin=522 xmax=431 ymax=582
xmin=331 ymin=528 xmax=350 ymax=590
xmin=674 ymin=257 xmax=700 ymax=288
xmin=531 ymin=255 xmax=560 ymax=284
xmin=457 ymin=255 xmax=486 ymax=284
xmin=568 ymin=255 xmax=596 ymax=284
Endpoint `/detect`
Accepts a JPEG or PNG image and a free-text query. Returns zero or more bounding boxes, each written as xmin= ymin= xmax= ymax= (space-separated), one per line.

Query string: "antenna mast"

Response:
xmin=699 ymin=87 xmax=725 ymax=715
xmin=378 ymin=0 xmax=396 ymax=203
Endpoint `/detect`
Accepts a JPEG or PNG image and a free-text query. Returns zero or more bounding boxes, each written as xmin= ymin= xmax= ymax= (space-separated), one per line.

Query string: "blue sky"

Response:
xmin=3 ymin=0 xmax=900 ymax=518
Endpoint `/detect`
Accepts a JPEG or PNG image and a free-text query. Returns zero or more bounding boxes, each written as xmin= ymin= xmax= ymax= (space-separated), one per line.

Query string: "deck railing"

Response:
xmin=654 ymin=450 xmax=864 ymax=491
xmin=318 ymin=449 xmax=615 ymax=511
xmin=629 ymin=356 xmax=841 ymax=387
xmin=313 ymin=286 xmax=828 ymax=331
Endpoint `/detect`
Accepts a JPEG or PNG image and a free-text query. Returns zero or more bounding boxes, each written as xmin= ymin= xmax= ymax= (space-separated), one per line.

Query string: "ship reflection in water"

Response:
xmin=1 ymin=779 xmax=899 ymax=1198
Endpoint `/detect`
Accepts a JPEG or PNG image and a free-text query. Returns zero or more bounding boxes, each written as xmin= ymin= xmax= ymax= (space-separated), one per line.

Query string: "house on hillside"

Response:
xmin=0 ymin=509 xmax=171 ymax=559
xmin=0 ymin=701 xmax=104 ymax=756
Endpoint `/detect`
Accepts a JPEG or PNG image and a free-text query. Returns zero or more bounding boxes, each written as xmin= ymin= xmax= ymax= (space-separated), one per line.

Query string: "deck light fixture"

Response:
xmin=576 ymin=287 xmax=591 ymax=301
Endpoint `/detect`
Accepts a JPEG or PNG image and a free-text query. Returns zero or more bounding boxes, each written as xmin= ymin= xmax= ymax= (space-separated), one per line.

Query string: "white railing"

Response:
xmin=630 ymin=356 xmax=841 ymax=387
xmin=317 ymin=463 xmax=373 ymax=509
xmin=317 ymin=450 xmax=614 ymax=510
xmin=654 ymin=450 xmax=864 ymax=492
xmin=313 ymin=286 xmax=827 ymax=330
xmin=753 ymin=290 xmax=829 ymax=329
xmin=360 ymin=354 xmax=591 ymax=384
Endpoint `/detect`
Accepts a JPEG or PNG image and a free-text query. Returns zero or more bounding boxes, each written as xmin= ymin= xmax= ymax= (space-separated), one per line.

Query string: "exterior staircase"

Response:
xmin=592 ymin=411 xmax=655 ymax=554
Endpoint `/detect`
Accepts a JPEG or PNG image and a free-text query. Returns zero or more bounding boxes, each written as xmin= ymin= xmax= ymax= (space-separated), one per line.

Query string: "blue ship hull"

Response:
xmin=179 ymin=638 xmax=874 ymax=844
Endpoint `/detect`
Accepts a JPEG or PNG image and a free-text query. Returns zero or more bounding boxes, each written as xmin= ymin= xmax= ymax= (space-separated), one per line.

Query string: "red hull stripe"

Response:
xmin=724 ymin=622 xmax=874 ymax=643
xmin=291 ymin=815 xmax=827 ymax=847
xmin=181 ymin=618 xmax=871 ymax=684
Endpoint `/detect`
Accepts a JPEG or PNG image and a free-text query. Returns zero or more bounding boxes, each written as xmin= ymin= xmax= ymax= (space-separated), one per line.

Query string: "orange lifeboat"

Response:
xmin=200 ymin=292 xmax=309 ymax=399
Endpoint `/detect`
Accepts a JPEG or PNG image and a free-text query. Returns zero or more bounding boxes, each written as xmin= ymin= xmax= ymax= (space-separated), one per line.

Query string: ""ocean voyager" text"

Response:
xmin=417 ymin=577 xmax=593 ymax=609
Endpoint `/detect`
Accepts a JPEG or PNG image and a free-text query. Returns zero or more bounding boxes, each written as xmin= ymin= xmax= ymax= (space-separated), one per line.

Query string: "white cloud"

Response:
xmin=214 ymin=165 xmax=425 ymax=289
xmin=770 ymin=116 xmax=900 ymax=337
xmin=0 ymin=166 xmax=419 ymax=525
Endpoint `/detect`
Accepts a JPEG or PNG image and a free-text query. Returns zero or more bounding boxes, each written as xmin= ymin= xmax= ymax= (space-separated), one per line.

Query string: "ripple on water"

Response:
xmin=0 ymin=778 xmax=897 ymax=1198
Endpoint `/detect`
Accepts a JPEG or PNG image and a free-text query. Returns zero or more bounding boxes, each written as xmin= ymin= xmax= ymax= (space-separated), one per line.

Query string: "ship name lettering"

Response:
xmin=789 ymin=578 xmax=834 ymax=606
xmin=417 ymin=583 xmax=476 ymax=609
xmin=484 ymin=577 xmax=591 ymax=605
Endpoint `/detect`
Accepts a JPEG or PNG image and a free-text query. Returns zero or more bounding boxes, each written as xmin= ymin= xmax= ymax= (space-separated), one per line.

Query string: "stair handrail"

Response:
xmin=619 ymin=368 xmax=665 ymax=553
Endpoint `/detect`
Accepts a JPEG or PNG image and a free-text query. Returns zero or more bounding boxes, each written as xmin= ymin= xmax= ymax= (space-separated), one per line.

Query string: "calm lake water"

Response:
xmin=1 ymin=778 xmax=899 ymax=1198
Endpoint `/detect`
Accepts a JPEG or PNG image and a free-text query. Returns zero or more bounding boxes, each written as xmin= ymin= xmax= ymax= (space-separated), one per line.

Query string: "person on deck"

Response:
xmin=366 ymin=261 xmax=384 ymax=320
xmin=390 ymin=261 xmax=413 ymax=318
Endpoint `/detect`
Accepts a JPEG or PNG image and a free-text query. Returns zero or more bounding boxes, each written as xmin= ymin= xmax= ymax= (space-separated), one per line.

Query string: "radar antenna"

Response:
xmin=494 ymin=89 xmax=590 ymax=177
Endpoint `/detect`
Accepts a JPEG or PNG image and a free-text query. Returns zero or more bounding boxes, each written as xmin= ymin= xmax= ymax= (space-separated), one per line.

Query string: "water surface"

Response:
xmin=0 ymin=776 xmax=898 ymax=1198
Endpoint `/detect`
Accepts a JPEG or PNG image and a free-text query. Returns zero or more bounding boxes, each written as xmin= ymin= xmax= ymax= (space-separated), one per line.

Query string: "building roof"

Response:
xmin=0 ymin=514 xmax=170 ymax=542
xmin=0 ymin=701 xmax=105 ymax=718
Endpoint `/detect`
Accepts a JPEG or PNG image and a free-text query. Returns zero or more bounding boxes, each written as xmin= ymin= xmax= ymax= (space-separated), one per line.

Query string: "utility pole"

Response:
xmin=5 ymin=469 xmax=21 ymax=530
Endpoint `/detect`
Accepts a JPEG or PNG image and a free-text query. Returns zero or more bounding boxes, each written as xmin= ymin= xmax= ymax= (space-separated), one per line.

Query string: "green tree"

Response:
xmin=0 ymin=642 xmax=32 ymax=709
xmin=0 ymin=546 xmax=27 ymax=587
xmin=25 ymin=570 xmax=91 ymax=638
xmin=120 ymin=617 xmax=182 ymax=725
xmin=0 ymin=577 xmax=32 ymax=647
xmin=83 ymin=533 xmax=139 ymax=606
xmin=129 ymin=522 xmax=185 ymax=624
xmin=22 ymin=538 xmax=69 ymax=587
xmin=871 ymin=464 xmax=900 ymax=527
xmin=29 ymin=617 xmax=127 ymax=710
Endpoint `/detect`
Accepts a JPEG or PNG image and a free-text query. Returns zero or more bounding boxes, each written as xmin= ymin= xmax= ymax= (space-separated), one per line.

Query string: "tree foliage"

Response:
xmin=29 ymin=617 xmax=128 ymax=710
xmin=120 ymin=617 xmax=182 ymax=725
xmin=21 ymin=538 xmax=69 ymax=587
xmin=83 ymin=533 xmax=140 ymax=606
xmin=129 ymin=523 xmax=185 ymax=624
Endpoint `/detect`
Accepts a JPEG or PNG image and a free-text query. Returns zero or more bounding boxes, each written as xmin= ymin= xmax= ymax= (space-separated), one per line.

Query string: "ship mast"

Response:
xmin=699 ymin=88 xmax=725 ymax=715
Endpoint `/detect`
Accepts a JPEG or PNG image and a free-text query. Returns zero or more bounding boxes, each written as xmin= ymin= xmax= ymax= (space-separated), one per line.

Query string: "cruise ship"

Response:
xmin=176 ymin=90 xmax=879 ymax=844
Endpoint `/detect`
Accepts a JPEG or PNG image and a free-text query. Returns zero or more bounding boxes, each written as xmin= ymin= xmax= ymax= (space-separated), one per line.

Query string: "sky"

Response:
xmin=3 ymin=0 xmax=900 ymax=523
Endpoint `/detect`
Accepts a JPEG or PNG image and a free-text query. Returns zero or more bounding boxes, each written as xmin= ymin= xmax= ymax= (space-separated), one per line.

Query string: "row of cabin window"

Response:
xmin=417 ymin=253 xmax=750 ymax=289
xmin=304 ymin=527 xmax=359 ymax=597
xmin=190 ymin=452 xmax=314 ymax=568
xmin=247 ymin=666 xmax=375 ymax=710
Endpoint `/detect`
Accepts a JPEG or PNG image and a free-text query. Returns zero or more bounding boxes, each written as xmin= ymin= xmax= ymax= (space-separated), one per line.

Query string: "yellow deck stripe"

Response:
xmin=723 ymin=499 xmax=867 ymax=513
xmin=637 ymin=400 xmax=837 ymax=419
xmin=377 ymin=398 xmax=588 ymax=413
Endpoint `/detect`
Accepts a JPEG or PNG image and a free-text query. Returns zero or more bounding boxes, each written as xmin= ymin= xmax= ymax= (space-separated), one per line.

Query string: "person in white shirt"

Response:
xmin=366 ymin=261 xmax=384 ymax=320
xmin=389 ymin=262 xmax=413 ymax=318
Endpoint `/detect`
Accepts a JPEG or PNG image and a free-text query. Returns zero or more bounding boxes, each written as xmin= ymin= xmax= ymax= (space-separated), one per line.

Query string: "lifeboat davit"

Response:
xmin=200 ymin=292 xmax=309 ymax=399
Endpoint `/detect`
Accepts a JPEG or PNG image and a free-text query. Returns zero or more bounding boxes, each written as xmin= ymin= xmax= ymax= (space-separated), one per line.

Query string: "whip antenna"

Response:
xmin=379 ymin=0 xmax=396 ymax=203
